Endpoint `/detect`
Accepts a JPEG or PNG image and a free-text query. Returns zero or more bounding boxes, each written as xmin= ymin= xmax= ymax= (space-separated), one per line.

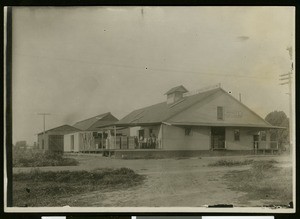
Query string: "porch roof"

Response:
xmin=100 ymin=122 xmax=161 ymax=128
xmin=163 ymin=122 xmax=285 ymax=129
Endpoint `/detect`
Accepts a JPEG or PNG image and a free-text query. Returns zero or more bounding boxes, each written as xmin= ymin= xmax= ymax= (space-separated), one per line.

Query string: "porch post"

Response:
xmin=161 ymin=124 xmax=164 ymax=149
xmin=114 ymin=126 xmax=117 ymax=149
xmin=101 ymin=130 xmax=104 ymax=151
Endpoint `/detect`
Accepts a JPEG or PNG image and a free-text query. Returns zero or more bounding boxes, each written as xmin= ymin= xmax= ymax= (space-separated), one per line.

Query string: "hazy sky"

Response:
xmin=11 ymin=7 xmax=295 ymax=145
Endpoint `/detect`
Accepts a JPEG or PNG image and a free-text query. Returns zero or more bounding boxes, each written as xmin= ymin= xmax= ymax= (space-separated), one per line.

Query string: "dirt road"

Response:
xmin=13 ymin=154 xmax=292 ymax=207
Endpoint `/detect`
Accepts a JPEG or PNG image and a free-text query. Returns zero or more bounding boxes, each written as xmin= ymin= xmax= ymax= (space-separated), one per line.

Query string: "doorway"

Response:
xmin=70 ymin=135 xmax=74 ymax=151
xmin=253 ymin=134 xmax=259 ymax=149
xmin=211 ymin=127 xmax=226 ymax=149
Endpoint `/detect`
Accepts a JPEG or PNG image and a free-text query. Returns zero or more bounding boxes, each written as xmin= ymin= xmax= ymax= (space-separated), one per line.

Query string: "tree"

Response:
xmin=265 ymin=111 xmax=289 ymax=149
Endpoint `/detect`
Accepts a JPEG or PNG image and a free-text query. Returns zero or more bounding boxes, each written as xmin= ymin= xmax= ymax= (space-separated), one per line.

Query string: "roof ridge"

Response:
xmin=38 ymin=124 xmax=80 ymax=135
xmin=74 ymin=112 xmax=110 ymax=125
xmin=164 ymin=88 xmax=222 ymax=122
xmin=121 ymin=87 xmax=221 ymax=119
xmin=219 ymin=88 xmax=271 ymax=126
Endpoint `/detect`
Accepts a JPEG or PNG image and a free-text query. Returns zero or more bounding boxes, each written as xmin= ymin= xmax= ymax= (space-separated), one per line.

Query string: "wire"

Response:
xmin=14 ymin=52 xmax=272 ymax=80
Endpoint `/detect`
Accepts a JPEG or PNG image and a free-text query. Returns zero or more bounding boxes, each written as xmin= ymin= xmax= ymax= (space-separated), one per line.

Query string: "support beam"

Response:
xmin=101 ymin=130 xmax=104 ymax=151
xmin=114 ymin=126 xmax=117 ymax=149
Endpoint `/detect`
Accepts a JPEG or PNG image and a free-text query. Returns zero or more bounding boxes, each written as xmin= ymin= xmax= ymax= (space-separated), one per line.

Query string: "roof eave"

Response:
xmin=165 ymin=122 xmax=286 ymax=129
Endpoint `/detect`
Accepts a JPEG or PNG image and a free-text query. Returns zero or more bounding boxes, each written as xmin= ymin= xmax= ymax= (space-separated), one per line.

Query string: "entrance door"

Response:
xmin=70 ymin=135 xmax=74 ymax=151
xmin=48 ymin=135 xmax=64 ymax=152
xmin=211 ymin=127 xmax=226 ymax=149
xmin=253 ymin=134 xmax=259 ymax=149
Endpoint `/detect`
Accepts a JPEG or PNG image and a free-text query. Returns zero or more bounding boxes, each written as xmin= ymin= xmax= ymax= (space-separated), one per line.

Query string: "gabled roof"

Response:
xmin=117 ymin=88 xmax=222 ymax=125
xmin=164 ymin=85 xmax=188 ymax=95
xmin=117 ymin=87 xmax=277 ymax=129
xmin=38 ymin=125 xmax=80 ymax=135
xmin=73 ymin=112 xmax=118 ymax=131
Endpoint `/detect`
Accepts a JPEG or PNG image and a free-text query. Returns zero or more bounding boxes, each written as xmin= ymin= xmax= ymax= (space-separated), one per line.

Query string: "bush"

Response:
xmin=13 ymin=149 xmax=78 ymax=167
xmin=223 ymin=160 xmax=292 ymax=206
xmin=208 ymin=159 xmax=254 ymax=167
xmin=13 ymin=168 xmax=145 ymax=207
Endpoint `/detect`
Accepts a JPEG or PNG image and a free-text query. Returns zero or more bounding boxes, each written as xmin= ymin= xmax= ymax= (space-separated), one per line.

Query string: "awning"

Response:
xmin=163 ymin=122 xmax=286 ymax=129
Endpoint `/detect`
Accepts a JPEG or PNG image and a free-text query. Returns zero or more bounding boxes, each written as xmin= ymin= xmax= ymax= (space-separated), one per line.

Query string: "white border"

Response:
xmin=4 ymin=207 xmax=295 ymax=213
xmin=4 ymin=6 xmax=296 ymax=214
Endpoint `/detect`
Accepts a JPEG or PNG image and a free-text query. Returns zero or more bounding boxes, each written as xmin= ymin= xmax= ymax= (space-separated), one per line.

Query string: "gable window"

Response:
xmin=149 ymin=129 xmax=153 ymax=135
xmin=217 ymin=106 xmax=224 ymax=120
xmin=260 ymin=131 xmax=266 ymax=141
xmin=185 ymin=128 xmax=192 ymax=136
xmin=234 ymin=129 xmax=240 ymax=141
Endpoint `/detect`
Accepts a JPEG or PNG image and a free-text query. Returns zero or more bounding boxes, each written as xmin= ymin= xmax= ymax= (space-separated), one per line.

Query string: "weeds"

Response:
xmin=208 ymin=159 xmax=254 ymax=167
xmin=13 ymin=168 xmax=145 ymax=207
xmin=13 ymin=149 xmax=78 ymax=167
xmin=223 ymin=160 xmax=292 ymax=206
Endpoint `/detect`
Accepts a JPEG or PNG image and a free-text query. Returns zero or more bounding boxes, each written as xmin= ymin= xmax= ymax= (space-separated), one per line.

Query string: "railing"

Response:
xmin=111 ymin=136 xmax=160 ymax=150
xmin=253 ymin=141 xmax=279 ymax=150
xmin=212 ymin=140 xmax=226 ymax=150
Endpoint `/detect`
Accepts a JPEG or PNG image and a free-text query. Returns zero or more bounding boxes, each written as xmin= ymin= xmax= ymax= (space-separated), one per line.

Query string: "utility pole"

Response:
xmin=279 ymin=46 xmax=293 ymax=156
xmin=37 ymin=113 xmax=51 ymax=149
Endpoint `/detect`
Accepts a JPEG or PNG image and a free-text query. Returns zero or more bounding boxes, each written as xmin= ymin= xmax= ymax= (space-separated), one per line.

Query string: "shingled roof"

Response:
xmin=38 ymin=125 xmax=80 ymax=135
xmin=117 ymin=87 xmax=278 ymax=128
xmin=73 ymin=112 xmax=118 ymax=131
xmin=117 ymin=88 xmax=223 ymax=125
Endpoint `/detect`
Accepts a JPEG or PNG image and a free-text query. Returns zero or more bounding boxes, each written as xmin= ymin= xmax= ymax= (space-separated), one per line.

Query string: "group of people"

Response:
xmin=134 ymin=133 xmax=157 ymax=149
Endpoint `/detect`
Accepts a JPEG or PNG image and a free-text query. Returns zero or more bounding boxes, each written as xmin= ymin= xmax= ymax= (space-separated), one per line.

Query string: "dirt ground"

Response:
xmin=13 ymin=154 xmax=292 ymax=207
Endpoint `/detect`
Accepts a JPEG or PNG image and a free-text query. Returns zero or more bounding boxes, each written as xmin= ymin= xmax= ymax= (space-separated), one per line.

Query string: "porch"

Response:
xmin=253 ymin=140 xmax=279 ymax=154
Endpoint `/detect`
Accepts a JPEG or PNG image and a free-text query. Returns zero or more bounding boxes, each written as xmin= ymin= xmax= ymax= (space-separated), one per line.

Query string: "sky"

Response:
xmin=11 ymin=7 xmax=295 ymax=145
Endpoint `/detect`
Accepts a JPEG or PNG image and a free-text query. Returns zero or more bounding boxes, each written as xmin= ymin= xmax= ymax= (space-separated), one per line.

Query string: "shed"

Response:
xmin=37 ymin=125 xmax=80 ymax=152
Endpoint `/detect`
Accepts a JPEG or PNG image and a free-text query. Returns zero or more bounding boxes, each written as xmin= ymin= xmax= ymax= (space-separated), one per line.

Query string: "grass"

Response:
xmin=13 ymin=149 xmax=79 ymax=167
xmin=13 ymin=168 xmax=145 ymax=207
xmin=223 ymin=160 xmax=292 ymax=207
xmin=208 ymin=159 xmax=254 ymax=167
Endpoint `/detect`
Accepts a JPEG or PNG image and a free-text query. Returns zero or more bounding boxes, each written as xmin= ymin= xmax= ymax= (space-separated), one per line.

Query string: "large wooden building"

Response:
xmin=106 ymin=85 xmax=283 ymax=158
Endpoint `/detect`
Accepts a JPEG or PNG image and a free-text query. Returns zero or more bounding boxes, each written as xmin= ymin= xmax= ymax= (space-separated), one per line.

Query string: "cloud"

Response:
xmin=237 ymin=36 xmax=250 ymax=41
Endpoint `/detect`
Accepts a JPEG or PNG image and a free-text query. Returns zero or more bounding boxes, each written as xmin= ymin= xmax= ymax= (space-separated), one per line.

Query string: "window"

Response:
xmin=149 ymin=129 xmax=153 ymax=135
xmin=234 ymin=129 xmax=240 ymax=141
xmin=260 ymin=131 xmax=266 ymax=141
xmin=185 ymin=128 xmax=192 ymax=136
xmin=138 ymin=129 xmax=145 ymax=140
xmin=217 ymin=106 xmax=224 ymax=120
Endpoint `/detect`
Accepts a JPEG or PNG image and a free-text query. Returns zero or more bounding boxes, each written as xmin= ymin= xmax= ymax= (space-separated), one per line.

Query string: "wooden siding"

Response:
xmin=162 ymin=124 xmax=210 ymax=150
xmin=225 ymin=127 xmax=255 ymax=150
xmin=64 ymin=132 xmax=80 ymax=152
xmin=168 ymin=91 xmax=269 ymax=126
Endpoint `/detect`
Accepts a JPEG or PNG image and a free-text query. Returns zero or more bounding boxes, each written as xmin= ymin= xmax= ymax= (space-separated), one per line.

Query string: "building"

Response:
xmin=64 ymin=112 xmax=124 ymax=153
xmin=37 ymin=125 xmax=80 ymax=152
xmin=14 ymin=141 xmax=27 ymax=150
xmin=107 ymin=84 xmax=283 ymax=158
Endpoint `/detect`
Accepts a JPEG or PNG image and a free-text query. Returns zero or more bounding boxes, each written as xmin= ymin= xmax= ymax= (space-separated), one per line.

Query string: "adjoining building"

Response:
xmin=64 ymin=112 xmax=126 ymax=153
xmin=105 ymin=84 xmax=284 ymax=158
xmin=37 ymin=125 xmax=80 ymax=152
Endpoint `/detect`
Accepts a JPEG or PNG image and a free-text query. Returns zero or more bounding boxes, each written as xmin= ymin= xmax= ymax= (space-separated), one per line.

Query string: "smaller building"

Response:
xmin=14 ymin=141 xmax=28 ymax=150
xmin=37 ymin=125 xmax=80 ymax=152
xmin=64 ymin=112 xmax=125 ymax=153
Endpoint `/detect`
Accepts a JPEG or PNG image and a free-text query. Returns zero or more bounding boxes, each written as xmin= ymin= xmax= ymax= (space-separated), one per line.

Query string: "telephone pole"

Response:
xmin=37 ymin=113 xmax=51 ymax=149
xmin=279 ymin=47 xmax=293 ymax=156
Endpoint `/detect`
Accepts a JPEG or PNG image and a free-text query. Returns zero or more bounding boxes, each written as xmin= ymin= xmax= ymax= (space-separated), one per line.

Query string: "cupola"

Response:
xmin=164 ymin=85 xmax=188 ymax=104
